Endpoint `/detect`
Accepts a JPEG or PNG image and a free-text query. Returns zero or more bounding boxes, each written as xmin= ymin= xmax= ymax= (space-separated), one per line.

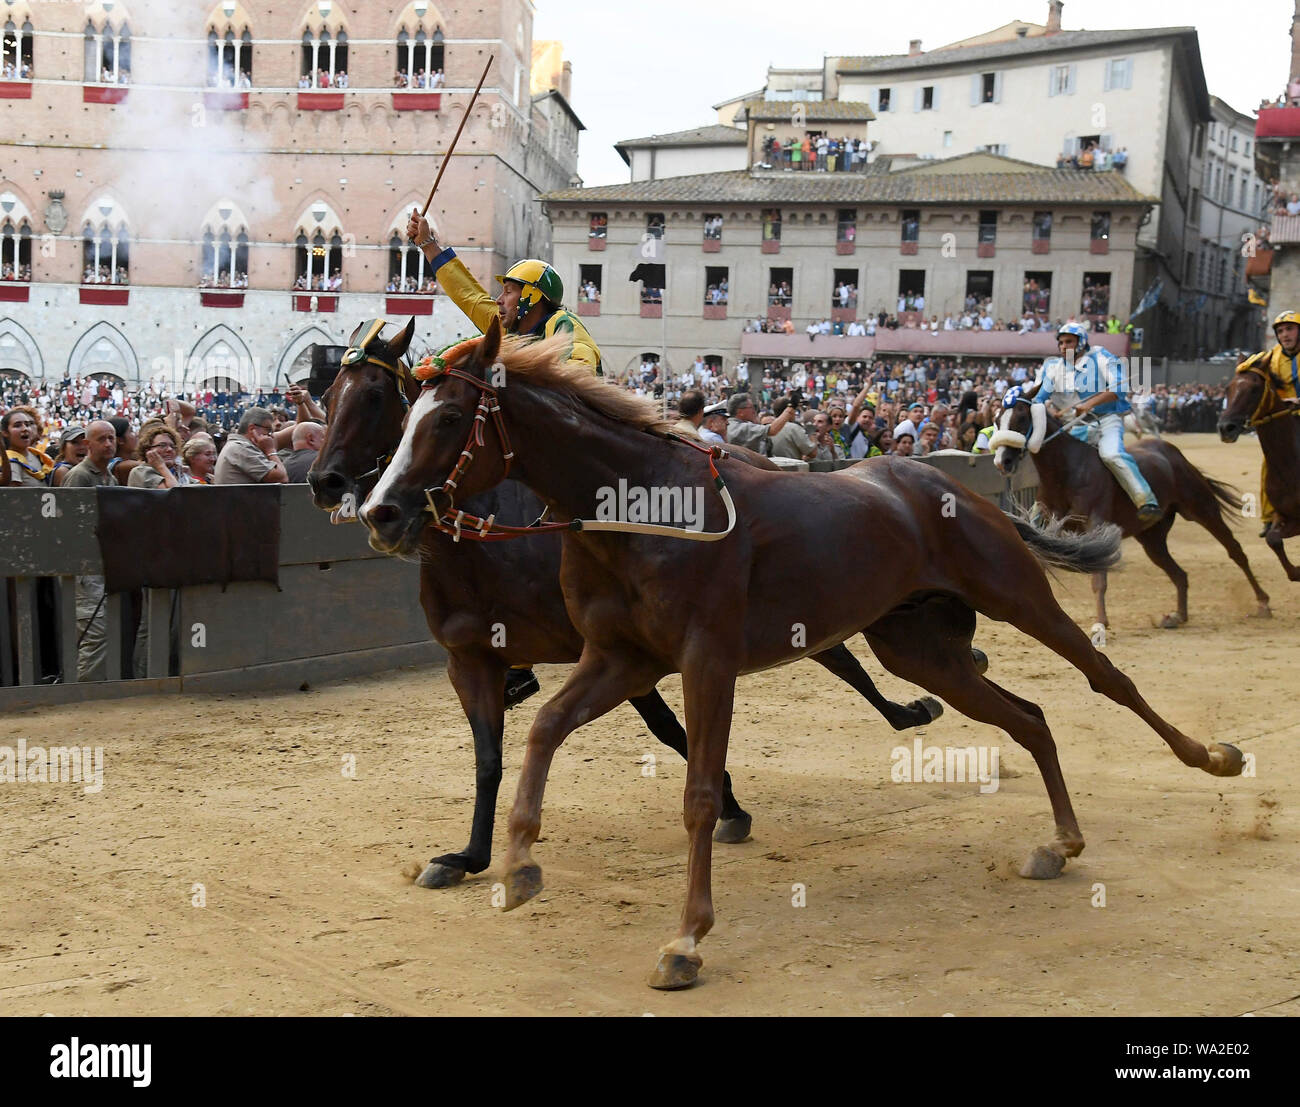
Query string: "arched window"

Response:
xmin=299 ymin=2 xmax=349 ymax=89
xmin=207 ymin=23 xmax=252 ymax=89
xmin=81 ymin=196 xmax=129 ymax=285
xmin=200 ymin=200 xmax=250 ymax=287
xmin=84 ymin=4 xmax=132 ymax=85
xmin=388 ymin=233 xmax=437 ymax=293
xmin=293 ymin=201 xmax=344 ymax=291
xmin=1 ymin=6 xmax=35 ymax=81
xmin=395 ymin=3 xmax=446 ymax=88
xmin=0 ymin=193 xmax=33 ymax=282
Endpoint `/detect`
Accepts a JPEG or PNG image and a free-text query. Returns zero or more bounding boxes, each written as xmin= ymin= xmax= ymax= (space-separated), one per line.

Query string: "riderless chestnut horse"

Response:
xmin=993 ymin=385 xmax=1270 ymax=628
xmin=308 ymin=318 xmax=949 ymax=887
xmin=1219 ymin=359 xmax=1300 ymax=581
xmin=361 ymin=318 xmax=1244 ymax=990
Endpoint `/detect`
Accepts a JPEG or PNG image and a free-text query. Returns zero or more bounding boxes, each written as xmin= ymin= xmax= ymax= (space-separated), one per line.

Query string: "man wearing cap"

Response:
xmin=1235 ymin=310 xmax=1300 ymax=534
xmin=699 ymin=402 xmax=728 ymax=447
xmin=405 ymin=210 xmax=602 ymax=375
xmin=50 ymin=425 xmax=89 ymax=486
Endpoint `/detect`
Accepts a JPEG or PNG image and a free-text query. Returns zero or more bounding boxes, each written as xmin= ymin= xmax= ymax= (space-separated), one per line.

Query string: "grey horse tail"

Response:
xmin=1007 ymin=509 xmax=1123 ymax=575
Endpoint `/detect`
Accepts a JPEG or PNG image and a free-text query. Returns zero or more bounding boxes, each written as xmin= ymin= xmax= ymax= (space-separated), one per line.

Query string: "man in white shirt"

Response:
xmin=943 ymin=314 xmax=955 ymax=331
xmin=865 ymin=317 xmax=877 ymax=336
xmin=980 ymin=314 xmax=994 ymax=332
xmin=819 ymin=318 xmax=832 ymax=335
xmin=806 ymin=321 xmax=820 ymax=338
xmin=914 ymin=293 xmax=925 ymax=312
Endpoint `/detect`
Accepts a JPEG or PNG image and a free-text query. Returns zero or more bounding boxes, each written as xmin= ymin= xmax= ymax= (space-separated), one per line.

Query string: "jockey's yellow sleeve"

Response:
xmin=1238 ymin=343 xmax=1300 ymax=522
xmin=429 ymin=246 xmax=603 ymax=374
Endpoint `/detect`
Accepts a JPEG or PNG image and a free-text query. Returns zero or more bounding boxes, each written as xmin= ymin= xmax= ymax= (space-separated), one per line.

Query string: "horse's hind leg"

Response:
xmin=417 ymin=653 xmax=507 ymax=889
xmin=1185 ymin=504 xmax=1272 ymax=616
xmin=864 ymin=597 xmax=1085 ymax=878
xmin=1265 ymin=528 xmax=1300 ymax=581
xmin=810 ymin=641 xmax=943 ymax=730
xmin=628 ymin=688 xmax=752 ymax=844
xmin=1133 ymin=515 xmax=1188 ymax=627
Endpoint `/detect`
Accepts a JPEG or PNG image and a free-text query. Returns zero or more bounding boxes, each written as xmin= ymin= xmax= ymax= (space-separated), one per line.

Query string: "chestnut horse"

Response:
xmin=307 ymin=319 xmax=946 ymax=887
xmin=994 ymin=394 xmax=1269 ymax=628
xmin=1219 ymin=361 xmax=1300 ymax=581
xmin=361 ymin=319 xmax=1244 ymax=990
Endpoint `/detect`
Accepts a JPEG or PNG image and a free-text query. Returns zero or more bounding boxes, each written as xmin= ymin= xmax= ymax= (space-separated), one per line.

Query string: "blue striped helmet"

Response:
xmin=1057 ymin=322 xmax=1090 ymax=352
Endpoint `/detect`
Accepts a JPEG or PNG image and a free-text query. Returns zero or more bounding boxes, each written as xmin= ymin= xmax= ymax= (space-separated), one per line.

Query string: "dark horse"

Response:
xmin=1219 ymin=360 xmax=1300 ymax=581
xmin=361 ymin=320 xmax=1244 ymax=990
xmin=993 ymin=390 xmax=1270 ymax=628
xmin=307 ymin=318 xmax=946 ymax=887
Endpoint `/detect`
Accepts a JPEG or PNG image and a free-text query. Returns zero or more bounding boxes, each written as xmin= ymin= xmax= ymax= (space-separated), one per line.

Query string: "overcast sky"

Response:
xmin=534 ymin=0 xmax=1294 ymax=186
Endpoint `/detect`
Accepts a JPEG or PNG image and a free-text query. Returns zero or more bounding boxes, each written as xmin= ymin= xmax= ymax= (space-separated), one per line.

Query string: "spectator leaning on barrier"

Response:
xmin=182 ymin=435 xmax=218 ymax=485
xmin=60 ymin=421 xmax=118 ymax=682
xmin=282 ymin=421 xmax=326 ymax=483
xmin=2 ymin=406 xmax=55 ymax=485
xmin=50 ymin=425 xmax=89 ymax=486
xmin=128 ymin=422 xmax=194 ymax=488
xmin=214 ymin=407 xmax=288 ymax=485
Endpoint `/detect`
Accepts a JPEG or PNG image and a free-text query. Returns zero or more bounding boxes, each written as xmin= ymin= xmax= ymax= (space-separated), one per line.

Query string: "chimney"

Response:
xmin=909 ymin=38 xmax=922 ymax=56
xmin=1046 ymin=0 xmax=1063 ymax=34
xmin=1291 ymin=0 xmax=1300 ymax=87
xmin=560 ymin=59 xmax=572 ymax=101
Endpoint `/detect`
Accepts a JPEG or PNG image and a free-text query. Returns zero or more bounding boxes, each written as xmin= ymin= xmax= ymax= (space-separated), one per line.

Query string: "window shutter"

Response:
xmin=1103 ymin=60 xmax=1112 ymax=92
xmin=1066 ymin=65 xmax=1076 ymax=95
xmin=914 ymin=87 xmax=923 ymax=112
xmin=1101 ymin=132 xmax=1113 ymax=152
xmin=871 ymin=88 xmax=880 ymax=113
xmin=931 ymin=84 xmax=940 ymax=111
xmin=1123 ymin=58 xmax=1133 ymax=89
xmin=1048 ymin=69 xmax=1057 ymax=97
xmin=970 ymin=74 xmax=981 ymax=105
xmin=993 ymin=72 xmax=1003 ymax=103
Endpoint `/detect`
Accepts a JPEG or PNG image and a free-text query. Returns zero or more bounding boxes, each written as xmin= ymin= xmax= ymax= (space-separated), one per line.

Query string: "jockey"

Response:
xmin=1237 ymin=310 xmax=1300 ymax=533
xmin=406 ymin=210 xmax=602 ymax=375
xmin=1030 ymin=322 xmax=1162 ymax=524
xmin=405 ymin=209 xmax=603 ymax=711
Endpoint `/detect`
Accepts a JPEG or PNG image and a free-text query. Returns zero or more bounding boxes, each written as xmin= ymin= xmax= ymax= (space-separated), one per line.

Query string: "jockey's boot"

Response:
xmin=1136 ymin=501 xmax=1163 ymax=526
xmin=504 ymin=666 xmax=540 ymax=710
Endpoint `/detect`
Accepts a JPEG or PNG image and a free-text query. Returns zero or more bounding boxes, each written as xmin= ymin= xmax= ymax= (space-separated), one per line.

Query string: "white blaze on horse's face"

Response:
xmin=361 ymin=387 xmax=442 ymax=520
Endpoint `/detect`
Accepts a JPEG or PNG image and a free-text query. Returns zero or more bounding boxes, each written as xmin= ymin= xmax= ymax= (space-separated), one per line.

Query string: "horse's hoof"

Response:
xmin=416 ymin=861 xmax=466 ymax=889
xmin=502 ymin=862 xmax=543 ymax=910
xmin=1254 ymin=604 xmax=1273 ymax=619
xmin=1159 ymin=613 xmax=1184 ymax=629
xmin=648 ymin=952 xmax=702 ymax=990
xmin=1206 ymin=742 xmax=1244 ymax=778
xmin=913 ymin=696 xmax=944 ymax=722
xmin=970 ymin=647 xmax=989 ymax=675
xmin=714 ymin=813 xmax=752 ymax=844
xmin=1018 ymin=845 xmax=1067 ymax=880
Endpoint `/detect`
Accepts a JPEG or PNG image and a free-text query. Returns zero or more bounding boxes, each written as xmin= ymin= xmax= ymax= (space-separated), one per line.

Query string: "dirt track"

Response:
xmin=3 ymin=435 xmax=1297 ymax=1016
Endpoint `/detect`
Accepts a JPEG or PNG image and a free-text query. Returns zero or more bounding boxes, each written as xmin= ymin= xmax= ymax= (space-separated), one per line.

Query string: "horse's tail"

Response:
xmin=1007 ymin=509 xmax=1122 ymax=575
xmin=1203 ymin=474 xmax=1243 ymax=524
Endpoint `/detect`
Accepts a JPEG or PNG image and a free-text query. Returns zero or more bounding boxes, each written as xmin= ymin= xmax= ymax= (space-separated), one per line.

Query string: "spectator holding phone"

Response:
xmin=128 ymin=421 xmax=194 ymax=488
xmin=214 ymin=407 xmax=288 ymax=485
xmin=726 ymin=391 xmax=801 ymax=456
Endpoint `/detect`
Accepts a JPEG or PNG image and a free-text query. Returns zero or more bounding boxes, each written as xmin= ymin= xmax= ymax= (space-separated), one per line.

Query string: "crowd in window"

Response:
xmin=705 ymin=278 xmax=729 ymax=306
xmin=199 ymin=270 xmax=249 ymax=289
xmin=579 ymin=280 xmax=601 ymax=303
xmin=0 ymin=60 xmax=32 ymax=80
xmin=97 ymin=65 xmax=130 ymax=85
xmin=1056 ymin=143 xmax=1128 ymax=172
xmin=394 ymin=68 xmax=444 ymax=89
xmin=1 ymin=261 xmax=31 ymax=281
xmin=294 ymin=270 xmax=343 ymax=292
xmin=208 ymin=69 xmax=252 ymax=89
xmin=757 ymin=134 xmax=871 ymax=173
xmin=82 ymin=264 xmax=129 ymax=285
xmin=299 ymin=69 xmax=348 ymax=89
xmin=387 ymin=275 xmax=437 ymax=294
xmin=767 ymin=280 xmax=793 ymax=306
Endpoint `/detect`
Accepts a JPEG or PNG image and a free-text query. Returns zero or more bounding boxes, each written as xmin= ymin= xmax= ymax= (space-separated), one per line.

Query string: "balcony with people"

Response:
xmin=82 ymin=2 xmax=132 ymax=104
xmin=393 ymin=3 xmax=446 ymax=111
xmin=0 ymin=193 xmax=33 ymax=301
xmin=0 ymin=4 xmax=34 ymax=98
xmin=205 ymin=4 xmax=254 ymax=110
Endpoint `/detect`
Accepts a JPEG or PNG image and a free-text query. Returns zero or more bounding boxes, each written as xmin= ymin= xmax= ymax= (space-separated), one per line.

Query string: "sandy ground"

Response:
xmin=3 ymin=435 xmax=1297 ymax=1017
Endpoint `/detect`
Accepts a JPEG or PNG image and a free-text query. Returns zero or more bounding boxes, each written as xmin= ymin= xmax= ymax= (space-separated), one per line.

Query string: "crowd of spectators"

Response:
xmin=579 ymin=279 xmax=601 ymax=303
xmin=387 ymin=275 xmax=438 ymax=294
xmin=199 ymin=270 xmax=249 ymax=290
xmin=294 ymin=269 xmax=343 ymax=292
xmin=1 ymin=261 xmax=32 ymax=282
xmin=98 ymin=66 xmax=130 ymax=85
xmin=394 ymin=68 xmax=445 ymax=89
xmin=82 ymin=264 xmax=129 ymax=286
xmin=744 ymin=305 xmax=1130 ymax=337
xmin=298 ymin=69 xmax=349 ymax=89
xmin=1054 ymin=143 xmax=1127 ymax=172
xmin=757 ymin=133 xmax=872 ymax=173
xmin=1 ymin=60 xmax=33 ymax=80
xmin=705 ymin=277 xmax=728 ymax=306
xmin=208 ymin=68 xmax=252 ymax=90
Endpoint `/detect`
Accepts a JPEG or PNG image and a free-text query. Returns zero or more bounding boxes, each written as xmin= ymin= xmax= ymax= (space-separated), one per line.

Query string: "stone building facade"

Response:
xmin=0 ymin=0 xmax=581 ymax=392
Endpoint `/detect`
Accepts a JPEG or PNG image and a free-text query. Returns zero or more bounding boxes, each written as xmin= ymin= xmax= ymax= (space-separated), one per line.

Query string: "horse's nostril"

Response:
xmin=365 ymin=502 xmax=401 ymax=526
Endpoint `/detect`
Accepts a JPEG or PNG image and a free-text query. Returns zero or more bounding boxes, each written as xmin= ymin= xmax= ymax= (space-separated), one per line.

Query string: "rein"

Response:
xmin=1238 ymin=365 xmax=1300 ymax=429
xmin=414 ymin=365 xmax=738 ymax=544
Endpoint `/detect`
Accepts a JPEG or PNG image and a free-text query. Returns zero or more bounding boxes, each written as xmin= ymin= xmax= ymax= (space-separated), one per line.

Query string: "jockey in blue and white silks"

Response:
xmin=1029 ymin=323 xmax=1162 ymax=524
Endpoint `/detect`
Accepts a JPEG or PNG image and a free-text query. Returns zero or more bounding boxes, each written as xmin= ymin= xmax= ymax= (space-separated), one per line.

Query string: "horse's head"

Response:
xmin=1218 ymin=361 xmax=1269 ymax=443
xmin=307 ymin=317 xmax=417 ymax=513
xmin=990 ymin=383 xmax=1047 ymax=475
xmin=360 ymin=316 xmax=507 ymax=555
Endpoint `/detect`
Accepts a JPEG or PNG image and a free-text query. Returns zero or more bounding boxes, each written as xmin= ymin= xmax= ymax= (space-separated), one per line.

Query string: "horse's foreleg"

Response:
xmin=648 ymin=651 xmax=737 ymax=991
xmin=417 ymin=654 xmax=507 ymax=889
xmin=629 ymin=688 xmax=751 ymax=843
xmin=1134 ymin=516 xmax=1188 ymax=627
xmin=501 ymin=647 xmax=661 ymax=911
xmin=1265 ymin=527 xmax=1300 ymax=581
xmin=1194 ymin=506 xmax=1271 ymax=615
xmin=1091 ymin=570 xmax=1109 ymax=629
xmin=810 ymin=641 xmax=943 ymax=729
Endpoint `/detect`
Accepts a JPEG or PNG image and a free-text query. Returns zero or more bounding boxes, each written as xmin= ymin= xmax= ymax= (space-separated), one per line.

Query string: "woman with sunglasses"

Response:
xmin=127 ymin=421 xmax=196 ymax=488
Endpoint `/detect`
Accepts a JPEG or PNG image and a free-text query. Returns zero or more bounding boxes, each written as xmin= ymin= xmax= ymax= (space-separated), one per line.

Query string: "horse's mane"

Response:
xmin=495 ymin=334 xmax=673 ymax=434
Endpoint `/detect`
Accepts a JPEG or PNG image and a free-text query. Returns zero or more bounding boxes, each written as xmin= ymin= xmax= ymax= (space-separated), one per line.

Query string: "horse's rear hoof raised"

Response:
xmin=714 ymin=813 xmax=753 ymax=844
xmin=648 ymin=952 xmax=702 ymax=990
xmin=1206 ymin=742 xmax=1245 ymax=778
xmin=1018 ymin=845 xmax=1067 ymax=880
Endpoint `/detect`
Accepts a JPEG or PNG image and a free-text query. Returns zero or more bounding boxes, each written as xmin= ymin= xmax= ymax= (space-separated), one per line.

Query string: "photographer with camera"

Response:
xmin=726 ymin=390 xmax=802 ymax=457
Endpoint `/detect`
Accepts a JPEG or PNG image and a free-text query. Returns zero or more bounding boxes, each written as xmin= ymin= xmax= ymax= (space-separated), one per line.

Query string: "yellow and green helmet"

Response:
xmin=496 ymin=259 xmax=563 ymax=313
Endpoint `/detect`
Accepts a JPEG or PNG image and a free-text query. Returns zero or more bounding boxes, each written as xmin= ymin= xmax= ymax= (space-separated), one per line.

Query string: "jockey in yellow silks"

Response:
xmin=403 ymin=209 xmax=603 ymax=710
xmin=1238 ymin=310 xmax=1300 ymax=528
xmin=405 ymin=210 xmax=603 ymax=375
